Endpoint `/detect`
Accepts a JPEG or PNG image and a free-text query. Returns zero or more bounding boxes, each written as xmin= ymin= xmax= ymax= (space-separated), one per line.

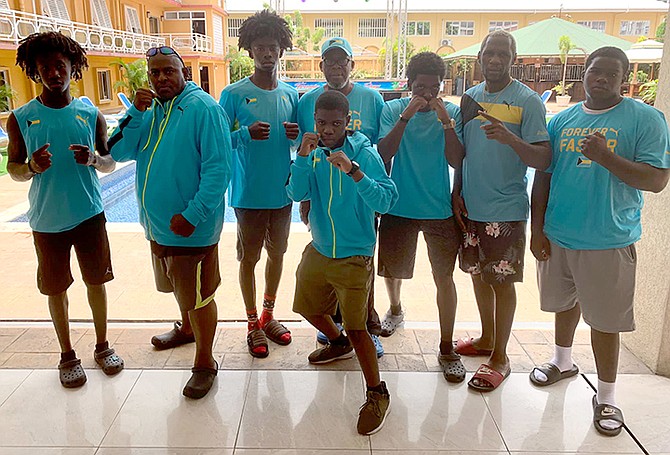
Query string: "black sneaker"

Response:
xmin=307 ymin=343 xmax=354 ymax=364
xmin=357 ymin=381 xmax=391 ymax=435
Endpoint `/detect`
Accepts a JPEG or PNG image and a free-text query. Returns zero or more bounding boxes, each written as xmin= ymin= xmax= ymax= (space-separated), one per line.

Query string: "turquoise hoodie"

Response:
xmin=109 ymin=82 xmax=232 ymax=247
xmin=287 ymin=131 xmax=398 ymax=259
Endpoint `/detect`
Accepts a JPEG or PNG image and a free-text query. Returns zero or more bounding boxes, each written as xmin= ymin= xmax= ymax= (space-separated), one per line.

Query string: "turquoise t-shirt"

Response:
xmin=545 ymin=98 xmax=670 ymax=250
xmin=379 ymin=97 xmax=462 ymax=219
xmin=461 ymin=80 xmax=549 ymax=222
xmin=219 ymin=77 xmax=299 ymax=209
xmin=13 ymin=98 xmax=103 ymax=233
xmin=297 ymin=83 xmax=385 ymax=144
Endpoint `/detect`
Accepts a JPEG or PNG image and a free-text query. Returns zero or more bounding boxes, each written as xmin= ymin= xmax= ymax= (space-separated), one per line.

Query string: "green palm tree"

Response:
xmin=0 ymin=83 xmax=15 ymax=112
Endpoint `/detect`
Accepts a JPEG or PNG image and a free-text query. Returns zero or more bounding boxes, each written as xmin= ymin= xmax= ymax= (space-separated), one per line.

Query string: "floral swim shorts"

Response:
xmin=458 ymin=219 xmax=526 ymax=285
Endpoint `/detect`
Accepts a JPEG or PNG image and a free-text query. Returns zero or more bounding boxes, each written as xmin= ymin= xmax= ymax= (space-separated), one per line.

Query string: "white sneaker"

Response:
xmin=380 ymin=308 xmax=405 ymax=337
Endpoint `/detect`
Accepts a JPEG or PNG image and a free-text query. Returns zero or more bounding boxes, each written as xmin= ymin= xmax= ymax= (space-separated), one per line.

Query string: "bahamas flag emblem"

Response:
xmin=577 ymin=157 xmax=592 ymax=168
xmin=27 ymin=119 xmax=40 ymax=127
xmin=245 ymin=97 xmax=257 ymax=104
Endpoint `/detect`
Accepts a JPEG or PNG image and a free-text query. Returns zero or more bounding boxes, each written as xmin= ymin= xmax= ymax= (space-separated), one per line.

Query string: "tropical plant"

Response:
xmin=285 ymin=11 xmax=324 ymax=53
xmin=225 ymin=47 xmax=254 ymax=83
xmin=656 ymin=19 xmax=666 ymax=43
xmin=0 ymin=83 xmax=15 ymax=112
xmin=628 ymin=70 xmax=649 ymax=84
xmin=553 ymin=80 xmax=574 ymax=96
xmin=378 ymin=37 xmax=417 ymax=77
xmin=640 ymin=79 xmax=658 ymax=104
xmin=111 ymin=58 xmax=148 ymax=101
xmin=557 ymin=35 xmax=577 ymax=98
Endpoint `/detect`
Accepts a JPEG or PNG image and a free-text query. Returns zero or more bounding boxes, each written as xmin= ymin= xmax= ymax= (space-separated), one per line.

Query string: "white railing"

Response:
xmin=159 ymin=33 xmax=212 ymax=54
xmin=0 ymin=9 xmax=165 ymax=55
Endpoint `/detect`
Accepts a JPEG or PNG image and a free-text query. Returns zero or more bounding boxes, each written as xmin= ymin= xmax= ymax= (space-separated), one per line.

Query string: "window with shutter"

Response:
xmin=42 ymin=0 xmax=70 ymax=20
xmin=0 ymin=0 xmax=11 ymax=11
xmin=125 ymin=6 xmax=142 ymax=34
xmin=90 ymin=0 xmax=112 ymax=28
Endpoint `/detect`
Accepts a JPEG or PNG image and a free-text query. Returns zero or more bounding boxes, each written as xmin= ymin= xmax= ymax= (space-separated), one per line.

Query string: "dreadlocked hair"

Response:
xmin=238 ymin=9 xmax=293 ymax=51
xmin=16 ymin=32 xmax=88 ymax=82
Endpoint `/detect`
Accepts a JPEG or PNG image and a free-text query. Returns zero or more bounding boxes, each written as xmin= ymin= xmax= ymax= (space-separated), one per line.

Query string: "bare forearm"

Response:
xmin=509 ymin=137 xmax=551 ymax=170
xmin=595 ymin=152 xmax=670 ymax=193
xmin=378 ymin=122 xmax=407 ymax=163
xmin=92 ymin=154 xmax=116 ymax=173
xmin=7 ymin=161 xmax=35 ymax=182
xmin=444 ymin=130 xmax=464 ymax=168
xmin=452 ymin=165 xmax=463 ymax=195
xmin=530 ymin=171 xmax=551 ymax=234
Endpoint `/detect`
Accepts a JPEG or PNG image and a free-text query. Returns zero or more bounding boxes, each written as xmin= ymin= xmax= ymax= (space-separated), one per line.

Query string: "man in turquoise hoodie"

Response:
xmin=109 ymin=46 xmax=232 ymax=399
xmin=288 ymin=91 xmax=398 ymax=435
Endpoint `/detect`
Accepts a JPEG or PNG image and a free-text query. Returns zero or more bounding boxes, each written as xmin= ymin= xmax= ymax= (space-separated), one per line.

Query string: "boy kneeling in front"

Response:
xmin=288 ymin=91 xmax=398 ymax=435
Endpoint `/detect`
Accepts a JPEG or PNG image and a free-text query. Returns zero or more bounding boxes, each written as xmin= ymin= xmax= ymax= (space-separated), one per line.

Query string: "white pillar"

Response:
xmin=623 ymin=6 xmax=670 ymax=376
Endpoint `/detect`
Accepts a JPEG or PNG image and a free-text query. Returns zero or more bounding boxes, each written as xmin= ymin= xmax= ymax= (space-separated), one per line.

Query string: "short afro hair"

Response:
xmin=315 ymin=90 xmax=350 ymax=116
xmin=16 ymin=32 xmax=88 ymax=82
xmin=238 ymin=9 xmax=293 ymax=51
xmin=406 ymin=52 xmax=446 ymax=83
xmin=585 ymin=46 xmax=630 ymax=75
xmin=480 ymin=30 xmax=517 ymax=56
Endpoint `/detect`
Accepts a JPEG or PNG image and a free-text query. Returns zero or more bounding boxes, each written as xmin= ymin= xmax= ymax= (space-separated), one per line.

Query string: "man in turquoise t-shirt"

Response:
xmin=453 ymin=30 xmax=551 ymax=392
xmin=377 ymin=52 xmax=466 ymax=384
xmin=530 ymin=46 xmax=670 ymax=437
xmin=296 ymin=37 xmax=386 ymax=357
xmin=7 ymin=32 xmax=123 ymax=388
xmin=219 ymin=9 xmax=299 ymax=359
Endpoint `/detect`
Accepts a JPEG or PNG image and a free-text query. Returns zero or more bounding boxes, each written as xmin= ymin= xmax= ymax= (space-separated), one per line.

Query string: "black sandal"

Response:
xmin=151 ymin=321 xmax=195 ymax=350
xmin=94 ymin=348 xmax=125 ymax=376
xmin=262 ymin=319 xmax=292 ymax=346
xmin=592 ymin=395 xmax=625 ymax=437
xmin=438 ymin=352 xmax=466 ymax=383
xmin=183 ymin=360 xmax=218 ymax=399
xmin=59 ymin=358 xmax=87 ymax=388
xmin=247 ymin=328 xmax=269 ymax=358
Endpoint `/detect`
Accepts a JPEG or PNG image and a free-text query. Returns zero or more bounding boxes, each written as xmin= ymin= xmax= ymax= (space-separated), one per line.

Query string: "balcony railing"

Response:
xmin=159 ymin=33 xmax=212 ymax=54
xmin=0 ymin=9 xmax=165 ymax=55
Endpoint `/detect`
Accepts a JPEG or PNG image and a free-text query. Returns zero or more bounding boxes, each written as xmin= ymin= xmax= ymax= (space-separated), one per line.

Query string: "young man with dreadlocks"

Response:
xmin=7 ymin=31 xmax=124 ymax=388
xmin=109 ymin=45 xmax=232 ymax=399
xmin=219 ymin=9 xmax=299 ymax=359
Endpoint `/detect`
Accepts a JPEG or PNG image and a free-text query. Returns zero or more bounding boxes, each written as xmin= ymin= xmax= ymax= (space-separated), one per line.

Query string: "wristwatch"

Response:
xmin=398 ymin=113 xmax=409 ymax=123
xmin=442 ymin=118 xmax=456 ymax=130
xmin=346 ymin=160 xmax=360 ymax=177
xmin=27 ymin=159 xmax=38 ymax=175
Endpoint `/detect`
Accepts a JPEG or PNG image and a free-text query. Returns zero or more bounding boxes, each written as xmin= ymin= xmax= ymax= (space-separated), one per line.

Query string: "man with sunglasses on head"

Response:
xmin=109 ymin=45 xmax=232 ymax=399
xmin=219 ymin=9 xmax=299 ymax=360
xmin=377 ymin=52 xmax=466 ymax=384
xmin=296 ymin=37 xmax=386 ymax=359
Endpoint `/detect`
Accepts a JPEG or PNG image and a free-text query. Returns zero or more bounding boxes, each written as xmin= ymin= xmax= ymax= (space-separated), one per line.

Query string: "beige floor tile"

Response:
xmin=378 ymin=353 xmax=399 ymax=371
xmin=6 ymin=328 xmax=87 ymax=353
xmin=514 ymin=329 xmax=551 ymax=345
xmin=236 ymin=370 xmax=369 ymax=450
xmin=0 ymin=352 xmax=11 ymax=367
xmin=395 ymin=354 xmax=427 ymax=372
xmin=0 ymin=369 xmax=31 ymax=404
xmin=0 ymin=331 xmax=26 ymax=352
xmin=618 ymin=345 xmax=653 ymax=374
xmin=370 ymin=372 xmax=506 ymax=451
xmin=101 ymin=370 xmax=249 ymax=448
xmin=0 ymin=369 xmax=140 ymax=447
xmin=251 ymin=336 xmax=317 ymax=370
xmin=483 ymin=374 xmax=641 ymax=453
xmin=509 ymin=353 xmax=536 ymax=373
xmin=0 ymin=449 xmax=97 ymax=454
xmin=378 ymin=329 xmax=421 ymax=354
xmin=164 ymin=343 xmax=197 ymax=369
xmin=375 ymin=452 xmax=507 ymax=455
xmin=234 ymin=450 xmax=367 ymax=455
xmin=215 ymin=328 xmax=253 ymax=354
xmin=98 ymin=450 xmax=232 ymax=455
xmin=115 ymin=344 xmax=170 ymax=369
xmin=2 ymin=352 xmax=62 ymax=368
xmin=413 ymin=329 xmax=441 ymax=354
xmin=115 ymin=328 xmax=165 ymax=345
xmin=522 ymin=343 xmax=555 ymax=366
xmin=219 ymin=353 xmax=253 ymax=370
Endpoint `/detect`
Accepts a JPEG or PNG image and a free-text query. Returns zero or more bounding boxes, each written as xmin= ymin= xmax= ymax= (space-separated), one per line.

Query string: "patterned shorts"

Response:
xmin=458 ymin=219 xmax=526 ymax=285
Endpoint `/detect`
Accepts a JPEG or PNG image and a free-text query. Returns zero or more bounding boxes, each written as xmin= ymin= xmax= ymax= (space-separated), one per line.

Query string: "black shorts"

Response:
xmin=32 ymin=212 xmax=113 ymax=296
xmin=151 ymin=242 xmax=221 ymax=313
xmin=377 ymin=214 xmax=460 ymax=280
xmin=458 ymin=219 xmax=526 ymax=284
xmin=235 ymin=205 xmax=292 ymax=263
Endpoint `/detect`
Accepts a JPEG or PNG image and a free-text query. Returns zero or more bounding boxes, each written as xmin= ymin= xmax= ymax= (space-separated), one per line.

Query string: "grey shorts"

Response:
xmin=537 ymin=241 xmax=637 ymax=333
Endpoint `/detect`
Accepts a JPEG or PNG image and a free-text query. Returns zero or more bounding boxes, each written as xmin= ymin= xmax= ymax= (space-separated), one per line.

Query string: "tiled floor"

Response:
xmin=0 ymin=323 xmax=667 ymax=454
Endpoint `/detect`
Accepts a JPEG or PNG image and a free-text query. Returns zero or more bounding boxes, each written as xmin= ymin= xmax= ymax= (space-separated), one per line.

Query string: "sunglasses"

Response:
xmin=146 ymin=46 xmax=185 ymax=64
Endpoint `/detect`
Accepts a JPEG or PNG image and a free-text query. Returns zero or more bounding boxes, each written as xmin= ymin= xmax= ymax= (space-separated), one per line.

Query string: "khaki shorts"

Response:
xmin=537 ymin=241 xmax=637 ymax=333
xmin=293 ymin=243 xmax=373 ymax=331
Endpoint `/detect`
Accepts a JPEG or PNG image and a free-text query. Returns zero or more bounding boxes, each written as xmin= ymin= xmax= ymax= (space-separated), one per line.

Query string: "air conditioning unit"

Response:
xmin=440 ymin=39 xmax=453 ymax=46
